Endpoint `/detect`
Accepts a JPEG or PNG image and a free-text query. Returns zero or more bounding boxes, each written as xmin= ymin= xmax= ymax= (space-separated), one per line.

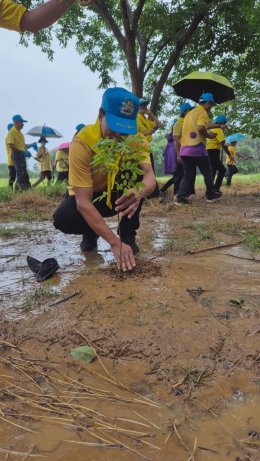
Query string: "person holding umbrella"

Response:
xmin=32 ymin=137 xmax=53 ymax=187
xmin=175 ymin=93 xmax=222 ymax=205
xmin=7 ymin=114 xmax=37 ymax=191
xmin=206 ymin=114 xmax=232 ymax=192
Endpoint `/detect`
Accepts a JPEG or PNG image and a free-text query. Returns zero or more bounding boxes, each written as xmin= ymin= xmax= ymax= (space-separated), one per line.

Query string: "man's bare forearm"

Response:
xmin=20 ymin=0 xmax=76 ymax=33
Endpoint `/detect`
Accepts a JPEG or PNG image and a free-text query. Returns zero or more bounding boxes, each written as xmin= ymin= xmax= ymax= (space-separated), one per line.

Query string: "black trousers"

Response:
xmin=177 ymin=156 xmax=216 ymax=199
xmin=57 ymin=171 xmax=68 ymax=182
xmin=226 ymin=165 xmax=238 ymax=185
xmin=53 ymin=191 xmax=143 ymax=239
xmin=207 ymin=149 xmax=226 ymax=191
xmin=160 ymin=162 xmax=185 ymax=195
xmin=11 ymin=151 xmax=31 ymax=191
xmin=8 ymin=165 xmax=16 ymax=189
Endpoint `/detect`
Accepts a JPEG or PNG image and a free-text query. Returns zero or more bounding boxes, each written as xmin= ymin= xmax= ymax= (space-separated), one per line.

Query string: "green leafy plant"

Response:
xmin=92 ymin=135 xmax=147 ymax=269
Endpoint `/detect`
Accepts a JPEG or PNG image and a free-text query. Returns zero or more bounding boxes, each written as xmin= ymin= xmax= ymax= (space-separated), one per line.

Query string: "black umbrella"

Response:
xmin=173 ymin=71 xmax=235 ymax=104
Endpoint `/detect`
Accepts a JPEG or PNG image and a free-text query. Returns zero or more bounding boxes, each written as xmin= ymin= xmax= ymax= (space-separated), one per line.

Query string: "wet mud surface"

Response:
xmin=0 ymin=186 xmax=260 ymax=460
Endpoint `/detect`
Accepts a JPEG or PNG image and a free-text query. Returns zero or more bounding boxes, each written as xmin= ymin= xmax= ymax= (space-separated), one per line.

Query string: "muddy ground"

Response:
xmin=0 ymin=185 xmax=260 ymax=461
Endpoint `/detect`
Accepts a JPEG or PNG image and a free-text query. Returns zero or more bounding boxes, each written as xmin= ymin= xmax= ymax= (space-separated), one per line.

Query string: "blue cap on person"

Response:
xmin=179 ymin=102 xmax=194 ymax=114
xmin=199 ymin=93 xmax=216 ymax=105
xmin=214 ymin=115 xmax=228 ymax=124
xmin=101 ymin=87 xmax=140 ymax=135
xmin=139 ymin=98 xmax=149 ymax=106
xmin=12 ymin=114 xmax=28 ymax=123
xmin=75 ymin=123 xmax=85 ymax=132
xmin=7 ymin=123 xmax=13 ymax=131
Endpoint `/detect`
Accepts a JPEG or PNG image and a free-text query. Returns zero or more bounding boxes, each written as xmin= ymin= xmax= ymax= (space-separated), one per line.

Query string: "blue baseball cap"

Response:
xmin=199 ymin=93 xmax=216 ymax=105
xmin=7 ymin=123 xmax=13 ymax=131
xmin=75 ymin=123 xmax=85 ymax=132
xmin=214 ymin=115 xmax=228 ymax=124
xmin=139 ymin=98 xmax=149 ymax=106
xmin=179 ymin=102 xmax=194 ymax=114
xmin=12 ymin=114 xmax=28 ymax=123
xmin=101 ymin=87 xmax=140 ymax=135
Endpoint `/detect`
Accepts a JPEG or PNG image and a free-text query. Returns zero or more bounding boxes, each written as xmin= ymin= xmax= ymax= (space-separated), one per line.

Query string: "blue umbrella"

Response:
xmin=225 ymin=133 xmax=247 ymax=143
xmin=27 ymin=125 xmax=62 ymax=138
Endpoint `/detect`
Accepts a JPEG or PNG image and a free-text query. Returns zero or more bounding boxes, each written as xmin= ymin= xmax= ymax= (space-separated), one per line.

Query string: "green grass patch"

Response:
xmin=244 ymin=232 xmax=260 ymax=251
xmin=0 ymin=187 xmax=14 ymax=202
xmin=157 ymin=173 xmax=260 ymax=186
xmin=22 ymin=286 xmax=59 ymax=311
xmin=0 ymin=225 xmax=31 ymax=237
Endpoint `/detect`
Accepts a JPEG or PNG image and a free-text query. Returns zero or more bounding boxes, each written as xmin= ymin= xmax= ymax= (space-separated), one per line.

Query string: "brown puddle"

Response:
xmin=0 ymin=189 xmax=260 ymax=460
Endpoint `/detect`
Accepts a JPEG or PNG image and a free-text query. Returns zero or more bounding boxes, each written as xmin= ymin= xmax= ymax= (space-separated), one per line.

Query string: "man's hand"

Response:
xmin=207 ymin=131 xmax=217 ymax=139
xmin=111 ymin=241 xmax=136 ymax=272
xmin=23 ymin=150 xmax=32 ymax=158
xmin=115 ymin=189 xmax=141 ymax=219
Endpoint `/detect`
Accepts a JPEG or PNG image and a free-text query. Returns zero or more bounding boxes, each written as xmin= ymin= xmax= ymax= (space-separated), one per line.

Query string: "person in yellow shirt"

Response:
xmin=137 ymin=98 xmax=162 ymax=198
xmin=0 ymin=0 xmax=94 ymax=33
xmin=226 ymin=141 xmax=252 ymax=186
xmin=53 ymin=87 xmax=156 ymax=272
xmin=206 ymin=114 xmax=232 ymax=192
xmin=5 ymin=122 xmax=16 ymax=189
xmin=32 ymin=137 xmax=53 ymax=187
xmin=175 ymin=93 xmax=222 ymax=205
xmin=160 ymin=103 xmax=194 ymax=200
xmin=7 ymin=114 xmax=36 ymax=191
xmin=55 ymin=148 xmax=69 ymax=182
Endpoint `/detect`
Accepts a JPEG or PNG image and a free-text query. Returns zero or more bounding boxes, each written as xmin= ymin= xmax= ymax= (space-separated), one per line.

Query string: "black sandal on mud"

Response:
xmin=27 ymin=256 xmax=60 ymax=282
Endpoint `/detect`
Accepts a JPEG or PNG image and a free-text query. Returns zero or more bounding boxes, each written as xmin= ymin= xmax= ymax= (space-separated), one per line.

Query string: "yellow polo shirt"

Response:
xmin=206 ymin=127 xmax=225 ymax=150
xmin=226 ymin=145 xmax=237 ymax=165
xmin=55 ymin=149 xmax=69 ymax=172
xmin=68 ymin=118 xmax=151 ymax=195
xmin=37 ymin=146 xmax=52 ymax=172
xmin=5 ymin=133 xmax=13 ymax=166
xmin=181 ymin=105 xmax=209 ymax=147
xmin=137 ymin=113 xmax=156 ymax=143
xmin=7 ymin=126 xmax=25 ymax=151
xmin=0 ymin=0 xmax=26 ymax=31
xmin=173 ymin=117 xmax=184 ymax=138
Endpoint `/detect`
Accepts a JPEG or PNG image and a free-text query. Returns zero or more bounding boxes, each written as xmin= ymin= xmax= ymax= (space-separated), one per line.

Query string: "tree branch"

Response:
xmin=144 ymin=37 xmax=172 ymax=77
xmin=132 ymin=0 xmax=146 ymax=39
xmin=151 ymin=0 xmax=215 ymax=112
xmin=92 ymin=0 xmax=126 ymax=50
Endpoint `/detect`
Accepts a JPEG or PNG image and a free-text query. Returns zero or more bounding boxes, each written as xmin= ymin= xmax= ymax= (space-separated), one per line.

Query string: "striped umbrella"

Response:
xmin=27 ymin=125 xmax=62 ymax=138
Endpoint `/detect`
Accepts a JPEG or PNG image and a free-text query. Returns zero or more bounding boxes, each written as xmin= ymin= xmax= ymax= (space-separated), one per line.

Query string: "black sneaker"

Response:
xmin=206 ymin=191 xmax=223 ymax=203
xmin=80 ymin=234 xmax=98 ymax=251
xmin=174 ymin=197 xmax=190 ymax=206
xmin=122 ymin=235 xmax=139 ymax=255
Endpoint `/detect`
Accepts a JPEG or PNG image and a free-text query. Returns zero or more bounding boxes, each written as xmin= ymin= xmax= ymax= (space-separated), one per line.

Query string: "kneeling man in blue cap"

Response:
xmin=53 ymin=87 xmax=156 ymax=272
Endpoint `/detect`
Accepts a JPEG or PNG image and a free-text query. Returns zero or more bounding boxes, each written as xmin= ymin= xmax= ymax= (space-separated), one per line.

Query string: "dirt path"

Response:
xmin=0 ymin=186 xmax=260 ymax=461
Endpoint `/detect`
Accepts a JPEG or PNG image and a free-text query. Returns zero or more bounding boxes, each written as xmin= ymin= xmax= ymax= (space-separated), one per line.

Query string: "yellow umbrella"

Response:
xmin=173 ymin=71 xmax=235 ymax=104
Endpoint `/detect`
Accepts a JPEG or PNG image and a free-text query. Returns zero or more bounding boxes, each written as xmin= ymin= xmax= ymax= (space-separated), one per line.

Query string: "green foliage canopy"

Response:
xmin=19 ymin=0 xmax=260 ymax=136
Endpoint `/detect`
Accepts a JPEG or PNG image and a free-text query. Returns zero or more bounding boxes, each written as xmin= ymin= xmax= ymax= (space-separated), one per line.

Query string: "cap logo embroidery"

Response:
xmin=120 ymin=99 xmax=135 ymax=116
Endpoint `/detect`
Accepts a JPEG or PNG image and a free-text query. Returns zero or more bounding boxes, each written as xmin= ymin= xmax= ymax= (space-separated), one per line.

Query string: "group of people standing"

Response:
xmin=160 ymin=94 xmax=250 ymax=204
xmin=4 ymin=116 xmax=85 ymax=191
